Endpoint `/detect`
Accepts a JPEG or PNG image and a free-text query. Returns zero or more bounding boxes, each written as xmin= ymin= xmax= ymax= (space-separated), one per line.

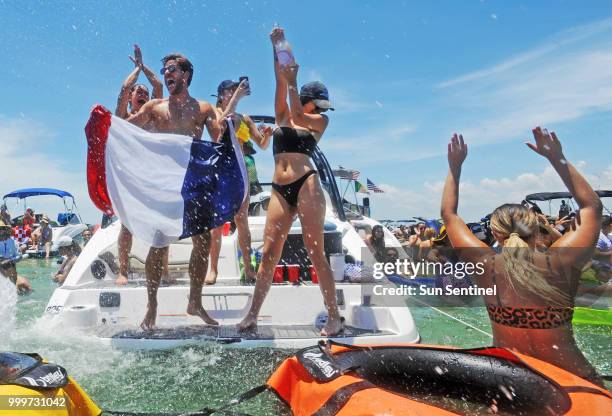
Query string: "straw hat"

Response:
xmin=0 ymin=219 xmax=10 ymax=229
xmin=55 ymin=236 xmax=73 ymax=248
xmin=40 ymin=215 xmax=50 ymax=224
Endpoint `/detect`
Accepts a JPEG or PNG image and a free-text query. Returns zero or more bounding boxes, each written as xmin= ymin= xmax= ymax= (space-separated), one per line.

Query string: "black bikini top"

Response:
xmin=273 ymin=127 xmax=318 ymax=156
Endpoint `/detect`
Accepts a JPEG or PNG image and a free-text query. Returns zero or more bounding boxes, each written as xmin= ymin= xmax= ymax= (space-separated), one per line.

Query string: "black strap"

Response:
xmin=312 ymin=380 xmax=376 ymax=416
xmin=196 ymin=384 xmax=268 ymax=415
xmin=103 ymin=384 xmax=268 ymax=416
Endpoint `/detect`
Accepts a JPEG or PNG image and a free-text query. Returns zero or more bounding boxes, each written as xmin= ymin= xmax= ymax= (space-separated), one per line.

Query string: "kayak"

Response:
xmin=267 ymin=341 xmax=612 ymax=415
xmin=0 ymin=352 xmax=101 ymax=416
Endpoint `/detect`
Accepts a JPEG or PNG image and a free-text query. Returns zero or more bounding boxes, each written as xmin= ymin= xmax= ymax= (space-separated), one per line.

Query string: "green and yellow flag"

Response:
xmin=355 ymin=181 xmax=369 ymax=194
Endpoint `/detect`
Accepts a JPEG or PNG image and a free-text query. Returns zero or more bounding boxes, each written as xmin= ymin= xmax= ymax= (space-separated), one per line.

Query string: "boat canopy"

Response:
xmin=526 ymin=190 xmax=611 ymax=202
xmin=3 ymin=188 xmax=74 ymax=200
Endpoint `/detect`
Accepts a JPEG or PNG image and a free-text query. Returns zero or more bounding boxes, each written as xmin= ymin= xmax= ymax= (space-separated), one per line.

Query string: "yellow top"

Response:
xmin=236 ymin=120 xmax=251 ymax=143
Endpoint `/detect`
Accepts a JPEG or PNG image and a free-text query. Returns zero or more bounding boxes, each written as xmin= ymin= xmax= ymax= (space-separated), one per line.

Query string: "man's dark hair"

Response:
xmin=603 ymin=215 xmax=611 ymax=228
xmin=130 ymin=83 xmax=149 ymax=94
xmin=161 ymin=53 xmax=193 ymax=86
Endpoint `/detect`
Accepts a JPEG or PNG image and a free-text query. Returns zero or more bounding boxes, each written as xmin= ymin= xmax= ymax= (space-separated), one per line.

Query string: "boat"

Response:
xmin=525 ymin=190 xmax=612 ymax=216
xmin=2 ymin=188 xmax=88 ymax=257
xmin=42 ymin=120 xmax=419 ymax=350
xmin=262 ymin=341 xmax=612 ymax=416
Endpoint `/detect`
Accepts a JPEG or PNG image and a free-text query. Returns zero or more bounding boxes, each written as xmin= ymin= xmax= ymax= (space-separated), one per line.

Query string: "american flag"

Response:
xmin=336 ymin=166 xmax=360 ymax=180
xmin=367 ymin=179 xmax=384 ymax=193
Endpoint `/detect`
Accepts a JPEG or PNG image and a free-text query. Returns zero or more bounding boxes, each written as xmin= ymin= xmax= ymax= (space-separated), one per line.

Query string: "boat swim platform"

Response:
xmin=98 ymin=324 xmax=394 ymax=349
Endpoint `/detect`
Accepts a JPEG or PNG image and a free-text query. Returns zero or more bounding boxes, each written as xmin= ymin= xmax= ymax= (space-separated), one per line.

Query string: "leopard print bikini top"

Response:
xmin=486 ymin=255 xmax=574 ymax=329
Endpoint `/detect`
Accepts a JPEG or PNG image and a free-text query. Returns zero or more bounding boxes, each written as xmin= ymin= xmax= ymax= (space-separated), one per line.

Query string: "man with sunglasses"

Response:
xmin=127 ymin=53 xmax=245 ymax=331
xmin=114 ymin=44 xmax=166 ymax=287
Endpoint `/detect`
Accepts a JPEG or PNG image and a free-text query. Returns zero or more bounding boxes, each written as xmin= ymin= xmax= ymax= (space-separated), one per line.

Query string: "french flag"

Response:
xmin=85 ymin=105 xmax=247 ymax=248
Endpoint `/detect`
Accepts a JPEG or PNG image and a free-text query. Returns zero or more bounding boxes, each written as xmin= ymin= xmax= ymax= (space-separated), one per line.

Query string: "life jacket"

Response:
xmin=0 ymin=352 xmax=101 ymax=416
xmin=267 ymin=341 xmax=612 ymax=416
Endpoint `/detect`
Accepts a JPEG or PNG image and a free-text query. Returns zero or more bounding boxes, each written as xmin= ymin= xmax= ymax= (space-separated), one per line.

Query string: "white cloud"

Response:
xmin=0 ymin=115 xmax=99 ymax=224
xmin=369 ymin=163 xmax=612 ymax=221
xmin=437 ymin=18 xmax=612 ymax=89
xmin=434 ymin=18 xmax=612 ymax=146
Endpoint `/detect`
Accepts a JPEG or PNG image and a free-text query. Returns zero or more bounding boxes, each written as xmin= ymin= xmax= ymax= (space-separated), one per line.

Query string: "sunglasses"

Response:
xmin=160 ymin=64 xmax=179 ymax=75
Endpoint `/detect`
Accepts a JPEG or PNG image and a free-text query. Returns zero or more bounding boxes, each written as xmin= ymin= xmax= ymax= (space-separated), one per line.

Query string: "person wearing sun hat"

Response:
xmin=0 ymin=219 xmax=32 ymax=294
xmin=53 ymin=236 xmax=81 ymax=285
xmin=205 ymin=77 xmax=274 ymax=285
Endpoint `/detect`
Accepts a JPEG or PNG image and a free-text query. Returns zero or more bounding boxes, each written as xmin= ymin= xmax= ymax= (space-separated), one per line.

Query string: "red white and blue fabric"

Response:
xmin=85 ymin=105 xmax=247 ymax=248
xmin=367 ymin=179 xmax=384 ymax=193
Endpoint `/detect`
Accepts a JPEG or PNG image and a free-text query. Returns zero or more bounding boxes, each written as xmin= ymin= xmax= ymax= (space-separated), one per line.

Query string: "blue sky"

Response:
xmin=1 ymin=0 xmax=611 ymax=223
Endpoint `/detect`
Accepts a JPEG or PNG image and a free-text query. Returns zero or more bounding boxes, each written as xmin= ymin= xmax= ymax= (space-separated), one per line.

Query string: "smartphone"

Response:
xmin=239 ymin=76 xmax=250 ymax=95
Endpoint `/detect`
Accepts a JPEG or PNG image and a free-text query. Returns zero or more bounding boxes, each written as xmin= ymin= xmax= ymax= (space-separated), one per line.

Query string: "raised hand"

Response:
xmin=270 ymin=27 xmax=285 ymax=44
xmin=234 ymin=79 xmax=251 ymax=100
xmin=260 ymin=125 xmax=273 ymax=138
xmin=447 ymin=133 xmax=468 ymax=173
xmin=526 ymin=127 xmax=564 ymax=162
xmin=129 ymin=44 xmax=144 ymax=68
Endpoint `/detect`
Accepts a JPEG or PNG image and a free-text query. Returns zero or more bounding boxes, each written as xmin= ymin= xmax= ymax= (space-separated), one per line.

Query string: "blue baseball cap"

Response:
xmin=300 ymin=81 xmax=334 ymax=111
xmin=213 ymin=79 xmax=238 ymax=97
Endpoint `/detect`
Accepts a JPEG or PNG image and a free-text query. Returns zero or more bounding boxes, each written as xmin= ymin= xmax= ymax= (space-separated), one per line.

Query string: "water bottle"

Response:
xmin=274 ymin=39 xmax=295 ymax=68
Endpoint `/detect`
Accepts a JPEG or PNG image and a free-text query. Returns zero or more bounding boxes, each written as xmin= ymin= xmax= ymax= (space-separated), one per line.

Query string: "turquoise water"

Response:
xmin=1 ymin=259 xmax=610 ymax=414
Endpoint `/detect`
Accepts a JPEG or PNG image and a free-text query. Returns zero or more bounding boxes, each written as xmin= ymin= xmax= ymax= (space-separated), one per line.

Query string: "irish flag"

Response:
xmin=85 ymin=105 xmax=247 ymax=248
xmin=354 ymin=181 xmax=369 ymax=194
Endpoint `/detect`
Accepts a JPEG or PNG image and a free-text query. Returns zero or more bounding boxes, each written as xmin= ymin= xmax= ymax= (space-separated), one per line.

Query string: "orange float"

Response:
xmin=267 ymin=341 xmax=611 ymax=416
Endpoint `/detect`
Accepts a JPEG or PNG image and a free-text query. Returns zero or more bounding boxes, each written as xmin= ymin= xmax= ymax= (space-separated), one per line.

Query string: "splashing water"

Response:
xmin=0 ymin=277 xmax=18 ymax=347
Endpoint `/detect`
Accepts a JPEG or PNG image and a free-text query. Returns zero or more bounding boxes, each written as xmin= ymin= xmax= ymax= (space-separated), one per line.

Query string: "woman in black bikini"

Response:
xmin=441 ymin=127 xmax=604 ymax=386
xmin=237 ymin=27 xmax=343 ymax=336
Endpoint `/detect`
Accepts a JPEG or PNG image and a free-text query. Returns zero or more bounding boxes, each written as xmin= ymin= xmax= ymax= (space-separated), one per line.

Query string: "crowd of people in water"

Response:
xmin=1 ymin=26 xmax=610 ymax=388
xmin=0 ymin=206 xmax=93 ymax=294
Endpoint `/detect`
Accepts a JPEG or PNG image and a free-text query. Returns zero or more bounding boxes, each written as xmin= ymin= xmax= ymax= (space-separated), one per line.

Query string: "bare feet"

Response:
xmin=187 ymin=304 xmax=219 ymax=326
xmin=140 ymin=303 xmax=157 ymax=331
xmin=204 ymin=269 xmax=218 ymax=285
xmin=244 ymin=268 xmax=256 ymax=284
xmin=321 ymin=316 xmax=344 ymax=337
xmin=237 ymin=315 xmax=258 ymax=333
xmin=115 ymin=274 xmax=129 ymax=285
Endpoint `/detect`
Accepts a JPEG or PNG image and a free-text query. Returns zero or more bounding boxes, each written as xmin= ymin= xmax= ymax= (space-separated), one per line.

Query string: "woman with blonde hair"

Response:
xmin=441 ymin=127 xmax=604 ymax=386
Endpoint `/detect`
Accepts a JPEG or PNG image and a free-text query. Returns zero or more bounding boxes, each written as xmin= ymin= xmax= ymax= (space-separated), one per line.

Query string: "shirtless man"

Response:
xmin=127 ymin=53 xmax=246 ymax=330
xmin=115 ymin=44 xmax=168 ymax=285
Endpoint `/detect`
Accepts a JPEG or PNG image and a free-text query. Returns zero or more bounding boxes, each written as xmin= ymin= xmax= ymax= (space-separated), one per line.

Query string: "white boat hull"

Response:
xmin=45 ymin=280 xmax=419 ymax=350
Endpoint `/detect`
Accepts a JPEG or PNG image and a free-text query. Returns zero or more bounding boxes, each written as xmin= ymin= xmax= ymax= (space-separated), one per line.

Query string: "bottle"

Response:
xmin=274 ymin=39 xmax=295 ymax=68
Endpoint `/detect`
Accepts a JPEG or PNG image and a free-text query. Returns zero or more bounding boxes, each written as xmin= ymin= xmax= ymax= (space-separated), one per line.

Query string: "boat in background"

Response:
xmin=42 ymin=121 xmax=418 ymax=350
xmin=3 ymin=188 xmax=88 ymax=257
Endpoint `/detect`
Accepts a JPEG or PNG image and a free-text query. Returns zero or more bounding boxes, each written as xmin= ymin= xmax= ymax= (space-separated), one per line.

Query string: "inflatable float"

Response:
xmin=3 ymin=345 xmax=610 ymax=415
xmin=266 ymin=341 xmax=611 ymax=415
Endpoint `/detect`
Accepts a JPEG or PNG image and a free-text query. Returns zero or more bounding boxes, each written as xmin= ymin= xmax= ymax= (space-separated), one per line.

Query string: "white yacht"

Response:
xmin=43 ymin=123 xmax=418 ymax=350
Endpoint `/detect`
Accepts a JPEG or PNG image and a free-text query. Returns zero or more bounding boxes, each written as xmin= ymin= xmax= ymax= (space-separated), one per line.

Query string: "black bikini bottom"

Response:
xmin=272 ymin=170 xmax=318 ymax=207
